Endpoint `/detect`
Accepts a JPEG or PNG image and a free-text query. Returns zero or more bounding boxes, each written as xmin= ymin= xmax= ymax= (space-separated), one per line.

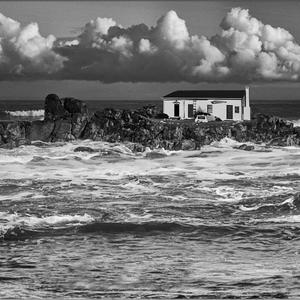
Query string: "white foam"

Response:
xmin=5 ymin=109 xmax=44 ymax=118
xmin=0 ymin=140 xmax=299 ymax=202
xmin=239 ymin=203 xmax=274 ymax=211
xmin=290 ymin=119 xmax=300 ymax=127
xmin=210 ymin=137 xmax=243 ymax=148
xmin=263 ymin=215 xmax=300 ymax=223
xmin=215 ymin=186 xmax=245 ymax=202
xmin=0 ymin=212 xmax=94 ymax=235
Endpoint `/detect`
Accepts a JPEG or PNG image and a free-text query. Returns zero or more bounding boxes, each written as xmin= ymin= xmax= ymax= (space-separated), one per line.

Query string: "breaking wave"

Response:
xmin=4 ymin=109 xmax=44 ymax=118
xmin=291 ymin=119 xmax=300 ymax=127
xmin=0 ymin=212 xmax=95 ymax=240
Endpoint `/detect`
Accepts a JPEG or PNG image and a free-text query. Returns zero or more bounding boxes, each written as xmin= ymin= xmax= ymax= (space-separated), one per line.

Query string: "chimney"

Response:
xmin=245 ymin=86 xmax=250 ymax=107
xmin=243 ymin=86 xmax=251 ymax=120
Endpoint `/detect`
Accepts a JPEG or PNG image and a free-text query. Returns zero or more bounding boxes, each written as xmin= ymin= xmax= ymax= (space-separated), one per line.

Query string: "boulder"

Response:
xmin=44 ymin=94 xmax=65 ymax=121
xmin=74 ymin=146 xmax=96 ymax=153
xmin=51 ymin=120 xmax=74 ymax=142
xmin=237 ymin=144 xmax=255 ymax=151
xmin=6 ymin=122 xmax=22 ymax=139
xmin=63 ymin=97 xmax=88 ymax=115
xmin=181 ymin=139 xmax=196 ymax=150
xmin=28 ymin=120 xmax=55 ymax=142
xmin=138 ymin=105 xmax=160 ymax=118
xmin=124 ymin=142 xmax=145 ymax=152
xmin=71 ymin=114 xmax=89 ymax=139
xmin=3 ymin=122 xmax=28 ymax=147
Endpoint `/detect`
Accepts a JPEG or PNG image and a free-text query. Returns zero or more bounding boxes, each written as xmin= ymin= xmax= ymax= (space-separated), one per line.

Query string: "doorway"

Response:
xmin=174 ymin=103 xmax=180 ymax=117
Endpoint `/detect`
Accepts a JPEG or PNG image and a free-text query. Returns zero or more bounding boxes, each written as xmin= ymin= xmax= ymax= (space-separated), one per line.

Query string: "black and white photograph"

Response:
xmin=0 ymin=0 xmax=300 ymax=299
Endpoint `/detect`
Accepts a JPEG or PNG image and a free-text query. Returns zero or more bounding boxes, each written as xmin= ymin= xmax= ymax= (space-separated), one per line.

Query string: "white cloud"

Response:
xmin=0 ymin=12 xmax=66 ymax=77
xmin=138 ymin=39 xmax=157 ymax=54
xmin=79 ymin=16 xmax=120 ymax=47
xmin=154 ymin=10 xmax=189 ymax=50
xmin=1 ymin=7 xmax=300 ymax=82
xmin=0 ymin=12 xmax=20 ymax=38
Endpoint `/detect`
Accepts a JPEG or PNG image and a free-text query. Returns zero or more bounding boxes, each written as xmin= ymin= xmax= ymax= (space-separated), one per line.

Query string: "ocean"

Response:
xmin=0 ymin=100 xmax=300 ymax=299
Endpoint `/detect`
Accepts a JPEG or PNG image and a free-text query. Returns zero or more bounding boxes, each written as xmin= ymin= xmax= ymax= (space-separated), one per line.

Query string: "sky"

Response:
xmin=0 ymin=0 xmax=300 ymax=100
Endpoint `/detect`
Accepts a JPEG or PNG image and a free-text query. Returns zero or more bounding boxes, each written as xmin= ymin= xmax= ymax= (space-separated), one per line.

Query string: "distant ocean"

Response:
xmin=0 ymin=99 xmax=300 ymax=299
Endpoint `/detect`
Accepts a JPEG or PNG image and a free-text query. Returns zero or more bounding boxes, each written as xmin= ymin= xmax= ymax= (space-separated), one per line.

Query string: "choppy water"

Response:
xmin=1 ymin=138 xmax=300 ymax=299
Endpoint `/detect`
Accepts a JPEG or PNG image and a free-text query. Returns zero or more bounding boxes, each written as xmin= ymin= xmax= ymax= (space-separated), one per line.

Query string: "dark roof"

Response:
xmin=163 ymin=90 xmax=245 ymax=99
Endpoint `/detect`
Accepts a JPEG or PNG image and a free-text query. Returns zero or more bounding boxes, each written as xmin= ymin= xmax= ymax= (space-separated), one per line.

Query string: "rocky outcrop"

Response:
xmin=28 ymin=120 xmax=55 ymax=142
xmin=44 ymin=94 xmax=65 ymax=121
xmin=0 ymin=95 xmax=299 ymax=150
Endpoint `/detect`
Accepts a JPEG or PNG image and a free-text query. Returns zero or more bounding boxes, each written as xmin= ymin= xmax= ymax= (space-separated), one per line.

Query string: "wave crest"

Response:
xmin=0 ymin=212 xmax=94 ymax=240
xmin=4 ymin=109 xmax=44 ymax=117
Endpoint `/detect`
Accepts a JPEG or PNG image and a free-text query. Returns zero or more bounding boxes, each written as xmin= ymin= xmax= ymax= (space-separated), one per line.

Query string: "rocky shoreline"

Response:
xmin=0 ymin=94 xmax=299 ymax=150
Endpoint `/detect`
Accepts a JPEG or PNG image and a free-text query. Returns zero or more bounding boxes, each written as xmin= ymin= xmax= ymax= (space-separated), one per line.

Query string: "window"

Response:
xmin=188 ymin=104 xmax=194 ymax=118
xmin=207 ymin=104 xmax=213 ymax=114
xmin=235 ymin=106 xmax=240 ymax=113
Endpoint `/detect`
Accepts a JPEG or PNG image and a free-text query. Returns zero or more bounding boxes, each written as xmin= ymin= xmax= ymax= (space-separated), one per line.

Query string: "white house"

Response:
xmin=162 ymin=87 xmax=251 ymax=121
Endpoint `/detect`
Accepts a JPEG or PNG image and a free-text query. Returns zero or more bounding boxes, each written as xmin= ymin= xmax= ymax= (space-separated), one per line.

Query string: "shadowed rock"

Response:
xmin=63 ymin=98 xmax=88 ymax=115
xmin=44 ymin=94 xmax=65 ymax=121
xmin=74 ymin=146 xmax=96 ymax=153
xmin=51 ymin=119 xmax=73 ymax=142
xmin=28 ymin=120 xmax=55 ymax=142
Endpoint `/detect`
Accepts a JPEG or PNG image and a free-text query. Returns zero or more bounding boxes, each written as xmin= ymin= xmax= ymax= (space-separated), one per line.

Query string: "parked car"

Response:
xmin=195 ymin=115 xmax=209 ymax=123
xmin=195 ymin=113 xmax=222 ymax=123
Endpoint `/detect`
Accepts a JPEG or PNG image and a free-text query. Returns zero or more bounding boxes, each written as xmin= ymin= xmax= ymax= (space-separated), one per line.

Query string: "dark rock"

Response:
xmin=63 ymin=97 xmax=88 ymax=115
xmin=71 ymin=114 xmax=89 ymax=139
xmin=138 ymin=105 xmax=160 ymax=118
xmin=154 ymin=112 xmax=169 ymax=119
xmin=31 ymin=141 xmax=50 ymax=147
xmin=124 ymin=142 xmax=145 ymax=152
xmin=181 ymin=139 xmax=196 ymax=150
xmin=237 ymin=144 xmax=255 ymax=151
xmin=145 ymin=151 xmax=167 ymax=159
xmin=28 ymin=120 xmax=55 ymax=142
xmin=51 ymin=120 xmax=74 ymax=142
xmin=0 ymin=122 xmax=29 ymax=147
xmin=74 ymin=146 xmax=96 ymax=153
xmin=44 ymin=94 xmax=65 ymax=121
xmin=268 ymin=137 xmax=287 ymax=147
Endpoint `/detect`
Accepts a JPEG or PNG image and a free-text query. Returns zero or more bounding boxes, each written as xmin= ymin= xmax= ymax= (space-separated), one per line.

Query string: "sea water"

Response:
xmin=0 ymin=100 xmax=300 ymax=299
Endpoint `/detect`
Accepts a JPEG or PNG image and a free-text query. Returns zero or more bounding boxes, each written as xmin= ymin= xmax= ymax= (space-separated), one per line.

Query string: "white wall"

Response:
xmin=204 ymin=99 xmax=242 ymax=121
xmin=163 ymin=100 xmax=185 ymax=118
xmin=163 ymin=99 xmax=245 ymax=121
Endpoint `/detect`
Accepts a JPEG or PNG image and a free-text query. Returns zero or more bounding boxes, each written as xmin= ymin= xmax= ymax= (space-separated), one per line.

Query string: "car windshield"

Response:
xmin=197 ymin=116 xmax=205 ymax=119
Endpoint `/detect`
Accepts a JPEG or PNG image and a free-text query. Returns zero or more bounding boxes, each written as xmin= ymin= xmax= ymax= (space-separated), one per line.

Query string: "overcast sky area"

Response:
xmin=0 ymin=0 xmax=300 ymax=100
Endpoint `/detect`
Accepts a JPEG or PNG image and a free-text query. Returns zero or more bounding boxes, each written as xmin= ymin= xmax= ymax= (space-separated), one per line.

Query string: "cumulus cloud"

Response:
xmin=0 ymin=12 xmax=65 ymax=79
xmin=1 ymin=7 xmax=300 ymax=82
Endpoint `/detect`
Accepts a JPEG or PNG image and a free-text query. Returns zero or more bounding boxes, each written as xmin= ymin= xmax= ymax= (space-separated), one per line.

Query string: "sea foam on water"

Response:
xmin=0 ymin=138 xmax=299 ymax=299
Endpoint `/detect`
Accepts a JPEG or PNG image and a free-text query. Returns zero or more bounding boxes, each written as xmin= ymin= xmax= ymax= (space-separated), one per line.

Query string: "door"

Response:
xmin=226 ymin=105 xmax=233 ymax=119
xmin=188 ymin=104 xmax=194 ymax=118
xmin=174 ymin=103 xmax=180 ymax=117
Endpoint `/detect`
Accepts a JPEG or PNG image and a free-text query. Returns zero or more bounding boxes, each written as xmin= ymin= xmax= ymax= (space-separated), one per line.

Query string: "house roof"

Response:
xmin=163 ymin=90 xmax=245 ymax=99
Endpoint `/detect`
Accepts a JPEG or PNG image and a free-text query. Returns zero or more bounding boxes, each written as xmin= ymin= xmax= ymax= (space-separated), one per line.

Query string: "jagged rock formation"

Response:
xmin=0 ymin=94 xmax=299 ymax=149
